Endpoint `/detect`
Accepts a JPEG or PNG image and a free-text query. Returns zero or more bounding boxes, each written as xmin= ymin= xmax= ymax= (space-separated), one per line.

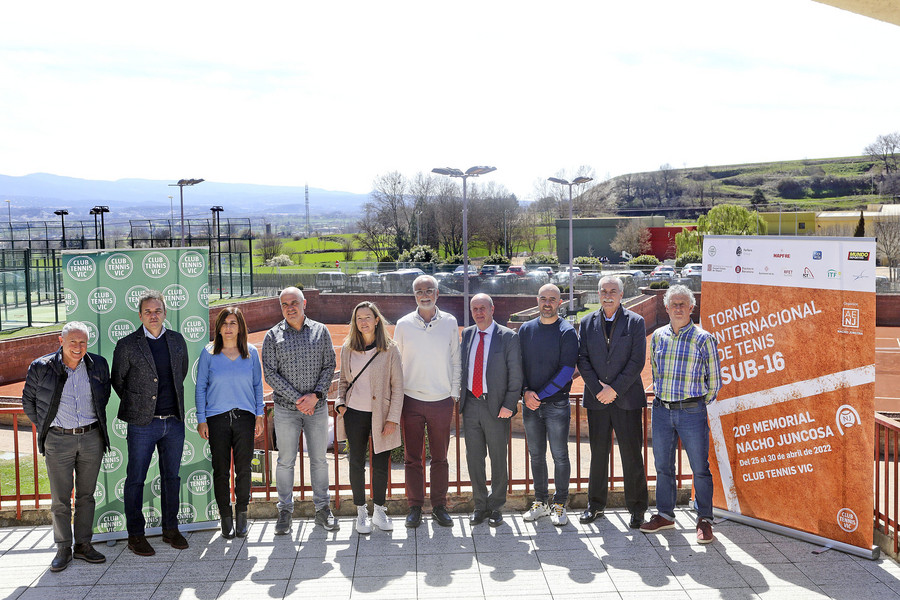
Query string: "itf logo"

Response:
xmin=842 ymin=308 xmax=860 ymax=328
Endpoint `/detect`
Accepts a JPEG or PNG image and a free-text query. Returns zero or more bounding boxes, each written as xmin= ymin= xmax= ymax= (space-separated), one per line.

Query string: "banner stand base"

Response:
xmin=92 ymin=520 xmax=220 ymax=544
xmin=713 ymin=507 xmax=879 ymax=561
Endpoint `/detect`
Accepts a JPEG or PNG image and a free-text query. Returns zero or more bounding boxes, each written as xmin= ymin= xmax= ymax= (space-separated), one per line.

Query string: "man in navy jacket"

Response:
xmin=576 ymin=275 xmax=649 ymax=528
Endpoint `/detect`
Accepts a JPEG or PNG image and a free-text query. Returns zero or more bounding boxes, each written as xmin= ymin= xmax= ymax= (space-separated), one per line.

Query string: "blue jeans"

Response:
xmin=274 ymin=401 xmax=330 ymax=512
xmin=522 ymin=398 xmax=571 ymax=504
xmin=125 ymin=417 xmax=185 ymax=535
xmin=651 ymin=399 xmax=713 ymax=522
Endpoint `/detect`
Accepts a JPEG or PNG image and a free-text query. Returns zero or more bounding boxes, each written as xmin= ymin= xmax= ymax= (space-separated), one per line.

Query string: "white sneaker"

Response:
xmin=523 ymin=501 xmax=551 ymax=521
xmin=356 ymin=505 xmax=372 ymax=534
xmin=550 ymin=503 xmax=567 ymax=526
xmin=372 ymin=504 xmax=393 ymax=531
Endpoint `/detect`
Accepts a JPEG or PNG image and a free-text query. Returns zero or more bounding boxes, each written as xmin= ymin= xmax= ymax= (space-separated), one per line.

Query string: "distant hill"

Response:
xmin=602 ymin=155 xmax=887 ymax=217
xmin=0 ymin=173 xmax=370 ymax=221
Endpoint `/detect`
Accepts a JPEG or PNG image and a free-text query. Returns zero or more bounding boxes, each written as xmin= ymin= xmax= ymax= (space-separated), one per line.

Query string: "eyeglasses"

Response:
xmin=414 ymin=288 xmax=436 ymax=297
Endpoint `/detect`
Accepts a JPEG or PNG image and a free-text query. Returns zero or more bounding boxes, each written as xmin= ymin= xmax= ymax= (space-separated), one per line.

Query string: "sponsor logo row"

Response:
xmin=708 ymin=245 xmax=872 ymax=263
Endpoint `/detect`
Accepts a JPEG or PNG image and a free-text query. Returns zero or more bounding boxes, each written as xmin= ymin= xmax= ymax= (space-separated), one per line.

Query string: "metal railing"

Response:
xmin=0 ymin=393 xmax=694 ymax=519
xmin=875 ymin=413 xmax=900 ymax=554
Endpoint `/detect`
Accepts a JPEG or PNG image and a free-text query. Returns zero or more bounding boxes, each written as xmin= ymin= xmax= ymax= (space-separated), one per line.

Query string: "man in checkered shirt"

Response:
xmin=640 ymin=284 xmax=722 ymax=545
xmin=262 ymin=287 xmax=337 ymax=535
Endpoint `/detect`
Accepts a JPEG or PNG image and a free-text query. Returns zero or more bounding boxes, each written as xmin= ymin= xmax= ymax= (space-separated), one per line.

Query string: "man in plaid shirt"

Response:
xmin=641 ymin=284 xmax=722 ymax=544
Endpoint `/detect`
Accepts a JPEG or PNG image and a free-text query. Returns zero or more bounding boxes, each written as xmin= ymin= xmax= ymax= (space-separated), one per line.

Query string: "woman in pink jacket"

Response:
xmin=335 ymin=301 xmax=404 ymax=533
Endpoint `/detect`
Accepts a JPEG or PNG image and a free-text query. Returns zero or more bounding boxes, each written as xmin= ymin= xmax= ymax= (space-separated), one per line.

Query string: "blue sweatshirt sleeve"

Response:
xmin=195 ymin=347 xmax=212 ymax=423
xmin=535 ymin=325 xmax=579 ymax=400
xmin=251 ymin=346 xmax=265 ymax=416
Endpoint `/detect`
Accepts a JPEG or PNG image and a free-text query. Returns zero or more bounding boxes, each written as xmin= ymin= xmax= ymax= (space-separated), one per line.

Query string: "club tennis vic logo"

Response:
xmin=67 ymin=256 xmax=96 ymax=281
xmin=179 ymin=251 xmax=205 ymax=277
xmin=105 ymin=253 xmax=134 ymax=279
xmin=142 ymin=252 xmax=171 ymax=278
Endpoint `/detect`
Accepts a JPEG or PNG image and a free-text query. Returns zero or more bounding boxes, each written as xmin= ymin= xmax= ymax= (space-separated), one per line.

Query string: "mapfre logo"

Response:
xmin=848 ymin=251 xmax=871 ymax=261
xmin=772 ymin=253 xmax=790 ymax=259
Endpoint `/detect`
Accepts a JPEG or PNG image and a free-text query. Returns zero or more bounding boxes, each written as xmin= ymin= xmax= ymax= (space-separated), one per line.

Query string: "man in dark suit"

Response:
xmin=112 ymin=290 xmax=190 ymax=556
xmin=576 ymin=275 xmax=649 ymax=528
xmin=459 ymin=293 xmax=523 ymax=527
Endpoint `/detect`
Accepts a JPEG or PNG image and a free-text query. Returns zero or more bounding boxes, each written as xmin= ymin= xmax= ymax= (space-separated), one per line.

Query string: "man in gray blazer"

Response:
xmin=576 ymin=275 xmax=648 ymax=528
xmin=111 ymin=290 xmax=190 ymax=556
xmin=459 ymin=293 xmax=523 ymax=527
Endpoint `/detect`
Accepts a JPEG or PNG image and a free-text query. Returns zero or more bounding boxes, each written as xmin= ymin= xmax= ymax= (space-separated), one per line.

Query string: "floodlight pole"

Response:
xmin=548 ymin=176 xmax=593 ymax=313
xmin=169 ymin=179 xmax=205 ymax=247
xmin=431 ymin=166 xmax=497 ymax=327
xmin=54 ymin=209 xmax=69 ymax=249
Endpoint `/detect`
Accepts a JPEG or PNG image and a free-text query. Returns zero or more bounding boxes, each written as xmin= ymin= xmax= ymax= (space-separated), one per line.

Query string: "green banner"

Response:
xmin=62 ymin=248 xmax=214 ymax=537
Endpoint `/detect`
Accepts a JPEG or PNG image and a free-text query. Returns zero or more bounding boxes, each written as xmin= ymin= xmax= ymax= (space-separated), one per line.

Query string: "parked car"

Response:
xmin=315 ymin=271 xmax=349 ymax=292
xmin=560 ymin=266 xmax=583 ymax=277
xmin=348 ymin=270 xmax=382 ymax=293
xmin=380 ymin=268 xmax=424 ymax=293
xmin=681 ymin=263 xmax=703 ymax=277
xmin=533 ymin=266 xmax=554 ymax=277
xmin=453 ymin=264 xmax=479 ymax=274
xmin=650 ymin=265 xmax=676 ymax=278
xmin=506 ymin=265 xmax=526 ymax=276
xmin=480 ymin=264 xmax=502 ymax=276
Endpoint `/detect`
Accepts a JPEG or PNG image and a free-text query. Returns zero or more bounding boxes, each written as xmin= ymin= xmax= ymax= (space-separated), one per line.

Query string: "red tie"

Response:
xmin=472 ymin=331 xmax=486 ymax=397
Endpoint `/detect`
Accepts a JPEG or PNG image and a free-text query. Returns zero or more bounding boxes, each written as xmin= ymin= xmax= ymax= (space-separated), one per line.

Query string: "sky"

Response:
xmin=1 ymin=0 xmax=899 ymax=202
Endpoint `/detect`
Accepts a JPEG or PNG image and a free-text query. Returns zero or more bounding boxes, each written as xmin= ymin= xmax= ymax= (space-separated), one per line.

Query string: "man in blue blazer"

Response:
xmin=459 ymin=293 xmax=523 ymax=527
xmin=576 ymin=275 xmax=649 ymax=528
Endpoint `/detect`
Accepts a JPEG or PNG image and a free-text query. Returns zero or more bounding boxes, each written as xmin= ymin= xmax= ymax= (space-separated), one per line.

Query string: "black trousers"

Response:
xmin=207 ymin=409 xmax=256 ymax=518
xmin=344 ymin=407 xmax=391 ymax=506
xmin=586 ymin=404 xmax=649 ymax=515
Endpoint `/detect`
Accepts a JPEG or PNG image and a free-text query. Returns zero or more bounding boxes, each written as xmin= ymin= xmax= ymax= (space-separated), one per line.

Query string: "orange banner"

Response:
xmin=701 ymin=236 xmax=875 ymax=551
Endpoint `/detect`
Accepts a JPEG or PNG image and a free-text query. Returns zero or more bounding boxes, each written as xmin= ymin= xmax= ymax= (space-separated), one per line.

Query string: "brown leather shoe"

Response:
xmin=162 ymin=528 xmax=189 ymax=549
xmin=127 ymin=535 xmax=155 ymax=556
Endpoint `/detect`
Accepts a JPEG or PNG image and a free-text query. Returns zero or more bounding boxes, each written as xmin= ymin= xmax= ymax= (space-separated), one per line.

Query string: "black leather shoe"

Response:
xmin=579 ymin=507 xmax=604 ymax=524
xmin=629 ymin=512 xmax=644 ymax=529
xmin=488 ymin=510 xmax=503 ymax=527
xmin=469 ymin=509 xmax=488 ymax=526
xmin=162 ymin=528 xmax=189 ymax=549
xmin=50 ymin=547 xmax=72 ymax=572
xmin=405 ymin=506 xmax=422 ymax=528
xmin=235 ymin=511 xmax=249 ymax=538
xmin=73 ymin=542 xmax=106 ymax=563
xmin=127 ymin=534 xmax=155 ymax=556
xmin=221 ymin=515 xmax=235 ymax=539
xmin=432 ymin=505 xmax=453 ymax=527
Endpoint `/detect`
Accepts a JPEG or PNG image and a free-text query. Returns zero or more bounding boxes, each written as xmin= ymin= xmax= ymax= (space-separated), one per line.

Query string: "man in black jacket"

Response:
xmin=111 ymin=290 xmax=189 ymax=556
xmin=576 ymin=275 xmax=649 ymax=528
xmin=22 ymin=321 xmax=111 ymax=572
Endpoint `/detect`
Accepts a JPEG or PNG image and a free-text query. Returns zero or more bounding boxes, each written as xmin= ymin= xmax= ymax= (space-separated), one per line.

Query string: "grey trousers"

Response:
xmin=44 ymin=427 xmax=104 ymax=548
xmin=462 ymin=396 xmax=510 ymax=511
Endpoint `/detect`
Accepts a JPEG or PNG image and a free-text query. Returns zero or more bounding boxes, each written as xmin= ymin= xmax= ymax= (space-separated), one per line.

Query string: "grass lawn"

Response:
xmin=0 ymin=455 xmax=50 ymax=497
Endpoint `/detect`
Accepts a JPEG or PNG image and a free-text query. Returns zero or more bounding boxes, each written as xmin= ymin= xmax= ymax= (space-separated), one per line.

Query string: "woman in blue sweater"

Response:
xmin=196 ymin=307 xmax=265 ymax=539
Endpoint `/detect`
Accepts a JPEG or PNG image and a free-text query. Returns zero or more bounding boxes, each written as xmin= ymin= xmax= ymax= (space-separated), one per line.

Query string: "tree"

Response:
xmin=516 ymin=207 xmax=542 ymax=255
xmin=341 ymin=236 xmax=355 ymax=261
xmin=257 ymin=232 xmax=284 ymax=262
xmin=874 ymin=216 xmax=900 ymax=280
xmin=675 ymin=227 xmax=702 ymax=255
xmin=854 ymin=211 xmax=866 ymax=237
xmin=355 ymin=203 xmax=395 ymax=261
xmin=750 ymin=188 xmax=768 ymax=207
xmin=776 ymin=178 xmax=806 ymax=200
xmin=610 ymin=220 xmax=651 ymax=258
xmin=697 ymin=204 xmax=767 ymax=236
xmin=864 ymin=132 xmax=900 ymax=174
xmin=370 ymin=171 xmax=413 ymax=253
xmin=432 ymin=177 xmax=464 ymax=257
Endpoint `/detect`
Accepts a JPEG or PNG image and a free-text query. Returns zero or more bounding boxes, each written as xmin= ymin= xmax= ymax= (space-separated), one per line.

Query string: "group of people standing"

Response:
xmin=20 ymin=273 xmax=721 ymax=574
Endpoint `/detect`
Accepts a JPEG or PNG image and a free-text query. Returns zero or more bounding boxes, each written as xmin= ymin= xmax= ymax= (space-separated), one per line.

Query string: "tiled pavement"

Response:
xmin=1 ymin=508 xmax=899 ymax=600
